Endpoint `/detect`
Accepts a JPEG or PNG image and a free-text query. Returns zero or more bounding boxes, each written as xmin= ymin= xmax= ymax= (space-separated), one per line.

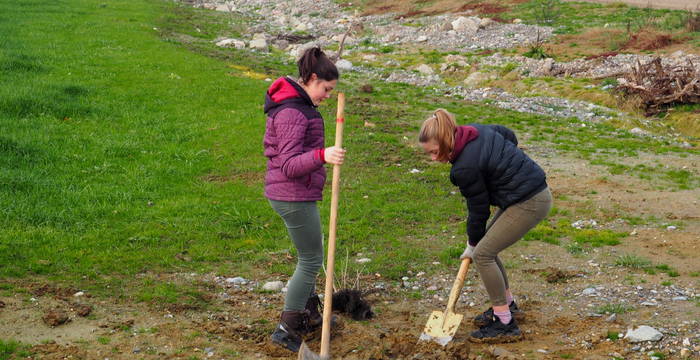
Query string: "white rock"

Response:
xmin=513 ymin=18 xmax=523 ymax=24
xmin=683 ymin=338 xmax=691 ymax=346
xmin=416 ymin=35 xmax=428 ymax=42
xmin=409 ymin=168 xmax=423 ymax=174
xmin=451 ymin=16 xmax=479 ymax=33
xmin=401 ymin=276 xmax=409 ymax=281
xmin=479 ymin=18 xmax=495 ymax=29
xmin=630 ymin=127 xmax=649 ymax=136
xmin=335 ymin=59 xmax=353 ymax=71
xmin=624 ymin=325 xmax=663 ymax=343
xmin=226 ymin=277 xmax=247 ymax=285
xmin=215 ymin=38 xmax=245 ymax=49
xmin=680 ymin=348 xmax=691 ymax=357
xmin=73 ymin=291 xmax=85 ymax=297
xmin=416 ymin=64 xmax=434 ymax=75
xmin=295 ymin=23 xmax=309 ymax=32
xmin=672 ymin=296 xmax=688 ymax=301
xmin=262 ymin=281 xmax=285 ymax=291
xmin=427 ymin=286 xmax=438 ymax=291
xmin=582 ymin=288 xmax=597 ymax=295
xmin=356 ymin=258 xmax=371 ymax=264
xmin=249 ymin=39 xmax=268 ymax=50
xmin=666 ymin=225 xmax=677 ymax=231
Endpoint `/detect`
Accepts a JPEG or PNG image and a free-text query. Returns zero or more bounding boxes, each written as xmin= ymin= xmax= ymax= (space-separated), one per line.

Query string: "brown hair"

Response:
xmin=418 ymin=109 xmax=457 ymax=162
xmin=297 ymin=47 xmax=339 ymax=84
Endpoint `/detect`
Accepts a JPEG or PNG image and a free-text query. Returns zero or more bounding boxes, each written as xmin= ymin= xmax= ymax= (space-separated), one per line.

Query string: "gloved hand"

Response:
xmin=460 ymin=244 xmax=475 ymax=259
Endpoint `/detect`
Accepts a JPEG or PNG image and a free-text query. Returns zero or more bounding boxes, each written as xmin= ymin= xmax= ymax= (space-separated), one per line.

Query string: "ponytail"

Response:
xmin=297 ymin=47 xmax=339 ymax=84
xmin=418 ymin=109 xmax=457 ymax=162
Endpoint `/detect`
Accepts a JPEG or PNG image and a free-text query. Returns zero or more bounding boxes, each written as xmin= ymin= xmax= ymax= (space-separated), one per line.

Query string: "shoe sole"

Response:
xmin=271 ymin=334 xmax=301 ymax=353
xmin=468 ymin=333 xmax=524 ymax=344
xmin=473 ymin=311 xmax=526 ymax=327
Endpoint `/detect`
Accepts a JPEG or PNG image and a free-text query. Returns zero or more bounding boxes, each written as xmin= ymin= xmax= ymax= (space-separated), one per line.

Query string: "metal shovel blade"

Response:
xmin=298 ymin=341 xmax=329 ymax=360
xmin=419 ymin=310 xmax=464 ymax=346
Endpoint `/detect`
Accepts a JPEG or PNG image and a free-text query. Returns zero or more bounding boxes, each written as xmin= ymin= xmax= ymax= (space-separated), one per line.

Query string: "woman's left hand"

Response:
xmin=460 ymin=244 xmax=475 ymax=259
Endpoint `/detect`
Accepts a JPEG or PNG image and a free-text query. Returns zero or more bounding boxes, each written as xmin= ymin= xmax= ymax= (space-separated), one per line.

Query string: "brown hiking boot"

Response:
xmin=305 ymin=294 xmax=338 ymax=329
xmin=270 ymin=310 xmax=311 ymax=352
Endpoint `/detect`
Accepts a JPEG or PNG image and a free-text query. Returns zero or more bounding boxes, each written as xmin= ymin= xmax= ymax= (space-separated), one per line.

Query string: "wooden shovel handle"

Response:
xmin=320 ymin=92 xmax=345 ymax=358
xmin=446 ymin=257 xmax=471 ymax=314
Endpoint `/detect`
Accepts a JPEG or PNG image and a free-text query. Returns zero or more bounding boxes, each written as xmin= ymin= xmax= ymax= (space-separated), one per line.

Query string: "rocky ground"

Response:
xmin=206 ymin=0 xmax=699 ymax=141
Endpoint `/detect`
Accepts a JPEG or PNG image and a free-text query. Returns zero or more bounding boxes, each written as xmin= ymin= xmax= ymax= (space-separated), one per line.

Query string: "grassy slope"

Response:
xmin=0 ymin=0 xmax=697 ymax=308
xmin=0 ymin=0 xmax=271 ymax=285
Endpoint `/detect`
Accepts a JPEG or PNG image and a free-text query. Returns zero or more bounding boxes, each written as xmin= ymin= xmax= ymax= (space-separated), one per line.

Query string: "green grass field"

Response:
xmin=1 ymin=0 xmax=697 ymax=309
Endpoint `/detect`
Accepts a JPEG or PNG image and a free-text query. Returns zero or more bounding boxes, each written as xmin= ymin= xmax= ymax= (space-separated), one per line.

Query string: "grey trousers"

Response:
xmin=472 ymin=187 xmax=553 ymax=306
xmin=269 ymin=200 xmax=324 ymax=311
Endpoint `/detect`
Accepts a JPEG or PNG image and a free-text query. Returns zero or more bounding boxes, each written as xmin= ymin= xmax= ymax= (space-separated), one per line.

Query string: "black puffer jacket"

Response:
xmin=449 ymin=124 xmax=547 ymax=246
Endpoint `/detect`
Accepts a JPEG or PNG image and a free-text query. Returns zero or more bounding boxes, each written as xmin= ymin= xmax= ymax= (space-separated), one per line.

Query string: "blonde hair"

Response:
xmin=418 ymin=109 xmax=457 ymax=162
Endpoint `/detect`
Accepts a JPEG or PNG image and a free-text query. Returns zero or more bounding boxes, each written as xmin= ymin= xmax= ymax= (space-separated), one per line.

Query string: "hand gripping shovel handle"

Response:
xmin=319 ymin=93 xmax=345 ymax=359
xmin=445 ymin=257 xmax=471 ymax=315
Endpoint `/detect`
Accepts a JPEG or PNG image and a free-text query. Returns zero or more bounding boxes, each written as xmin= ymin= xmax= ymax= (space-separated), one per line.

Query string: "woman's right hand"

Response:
xmin=325 ymin=146 xmax=346 ymax=165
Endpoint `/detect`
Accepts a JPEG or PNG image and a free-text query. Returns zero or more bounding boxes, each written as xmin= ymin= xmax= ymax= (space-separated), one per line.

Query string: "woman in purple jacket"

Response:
xmin=263 ymin=47 xmax=345 ymax=352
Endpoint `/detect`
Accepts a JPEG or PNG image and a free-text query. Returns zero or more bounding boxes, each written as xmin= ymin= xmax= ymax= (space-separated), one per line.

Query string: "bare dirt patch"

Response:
xmin=623 ymin=28 xmax=677 ymax=51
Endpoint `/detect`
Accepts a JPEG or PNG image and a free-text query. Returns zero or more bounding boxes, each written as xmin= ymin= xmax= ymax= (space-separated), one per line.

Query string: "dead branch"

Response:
xmin=615 ymin=57 xmax=700 ymax=116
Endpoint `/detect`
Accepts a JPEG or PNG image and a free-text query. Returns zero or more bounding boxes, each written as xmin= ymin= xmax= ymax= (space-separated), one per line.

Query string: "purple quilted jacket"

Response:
xmin=263 ymin=77 xmax=326 ymax=201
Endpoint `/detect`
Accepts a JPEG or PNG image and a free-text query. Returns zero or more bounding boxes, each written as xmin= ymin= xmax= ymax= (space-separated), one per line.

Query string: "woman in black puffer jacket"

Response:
xmin=419 ymin=109 xmax=552 ymax=343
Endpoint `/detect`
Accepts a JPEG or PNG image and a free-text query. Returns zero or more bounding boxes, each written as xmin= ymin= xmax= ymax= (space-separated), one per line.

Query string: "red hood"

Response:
xmin=449 ymin=126 xmax=479 ymax=162
xmin=268 ymin=77 xmax=301 ymax=103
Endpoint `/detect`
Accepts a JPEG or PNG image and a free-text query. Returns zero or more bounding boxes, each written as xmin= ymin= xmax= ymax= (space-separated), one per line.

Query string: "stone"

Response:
xmin=249 ymin=39 xmax=268 ymax=50
xmin=440 ymin=22 xmax=453 ymax=31
xmin=356 ymin=258 xmax=371 ymax=264
xmin=672 ymin=296 xmax=688 ymax=301
xmin=492 ymin=346 xmax=518 ymax=359
xmin=253 ymin=33 xmax=266 ymax=40
xmin=624 ymin=325 xmax=663 ymax=343
xmin=479 ymin=17 xmax=495 ymax=29
xmin=226 ymin=277 xmax=247 ymax=285
xmin=513 ymin=19 xmax=523 ymax=24
xmin=451 ymin=16 xmax=479 ymax=34
xmin=262 ymin=281 xmax=285 ymax=291
xmin=272 ymin=39 xmax=289 ymax=50
xmin=73 ymin=291 xmax=85 ymax=297
xmin=538 ymin=58 xmax=554 ymax=75
xmin=335 ymin=59 xmax=353 ymax=71
xmin=215 ymin=38 xmax=245 ymax=49
xmin=630 ymin=127 xmax=649 ymax=136
xmin=416 ymin=64 xmax=434 ymax=75
xmin=680 ymin=348 xmax=691 ymax=357
xmin=416 ymin=35 xmax=428 ymax=42
xmin=582 ymin=288 xmax=597 ymax=296
xmin=605 ymin=314 xmax=617 ymax=322
xmin=426 ymin=286 xmax=438 ymax=291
